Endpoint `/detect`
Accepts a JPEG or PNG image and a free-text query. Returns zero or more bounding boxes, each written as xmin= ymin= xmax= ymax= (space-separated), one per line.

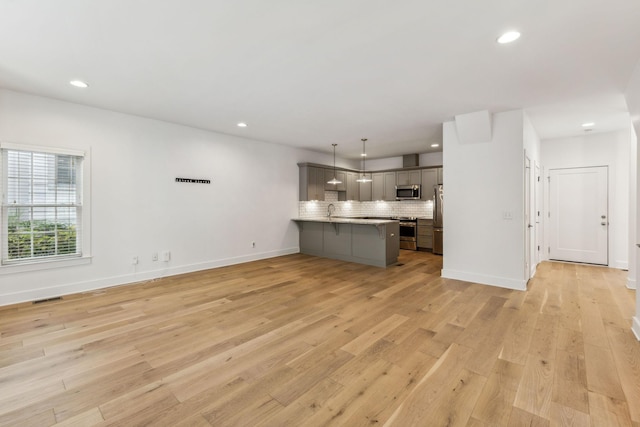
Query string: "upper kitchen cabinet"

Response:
xmin=421 ymin=169 xmax=437 ymax=201
xmin=437 ymin=167 xmax=443 ymax=185
xmin=384 ymin=172 xmax=397 ymax=201
xmin=299 ymin=165 xmax=325 ymax=201
xmin=358 ymin=173 xmax=372 ymax=201
xmin=300 ymin=163 xmax=441 ymax=202
xmin=372 ymin=171 xmax=397 ymax=201
xmin=339 ymin=172 xmax=360 ymax=201
xmin=396 ymin=170 xmax=421 ymax=186
xmin=324 ymin=168 xmax=346 ymax=191
xmin=371 ymin=173 xmax=384 ymax=200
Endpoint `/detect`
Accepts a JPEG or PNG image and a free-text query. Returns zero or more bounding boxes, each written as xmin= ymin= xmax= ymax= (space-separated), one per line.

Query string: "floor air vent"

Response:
xmin=33 ymin=296 xmax=62 ymax=304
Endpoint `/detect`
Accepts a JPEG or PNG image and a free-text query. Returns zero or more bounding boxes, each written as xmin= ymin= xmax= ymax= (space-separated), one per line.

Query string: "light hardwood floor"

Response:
xmin=0 ymin=251 xmax=638 ymax=426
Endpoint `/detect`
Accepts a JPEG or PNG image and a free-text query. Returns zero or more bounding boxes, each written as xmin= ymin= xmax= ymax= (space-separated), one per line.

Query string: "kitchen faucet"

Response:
xmin=327 ymin=203 xmax=335 ymax=218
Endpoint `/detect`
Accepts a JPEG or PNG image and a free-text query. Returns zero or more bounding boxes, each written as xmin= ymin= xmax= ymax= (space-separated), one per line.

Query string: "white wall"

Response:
xmin=540 ymin=130 xmax=631 ymax=270
xmin=624 ymin=59 xmax=640 ymax=340
xmin=420 ymin=152 xmax=444 ymax=167
xmin=442 ymin=109 xmax=528 ymax=290
xmin=0 ymin=89 xmax=335 ymax=306
xmin=633 ymin=124 xmax=640 ymax=340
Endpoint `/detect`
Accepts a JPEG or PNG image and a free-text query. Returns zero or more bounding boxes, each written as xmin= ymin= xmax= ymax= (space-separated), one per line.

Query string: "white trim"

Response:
xmin=627 ymin=277 xmax=637 ymax=290
xmin=613 ymin=261 xmax=629 ymax=270
xmin=0 ymin=255 xmax=91 ymax=274
xmin=0 ymin=248 xmax=298 ymax=307
xmin=0 ymin=141 xmax=84 ymax=157
xmin=632 ymin=316 xmax=640 ymax=341
xmin=441 ymin=268 xmax=527 ymax=291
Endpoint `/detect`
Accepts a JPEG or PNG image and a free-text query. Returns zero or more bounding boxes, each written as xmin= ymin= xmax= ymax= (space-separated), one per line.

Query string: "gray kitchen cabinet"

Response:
xmin=417 ymin=218 xmax=433 ymax=250
xmin=299 ymin=165 xmax=325 ymax=201
xmin=339 ymin=172 xmax=360 ymax=201
xmin=396 ymin=170 xmax=421 ymax=186
xmin=294 ymin=218 xmax=399 ymax=268
xmin=384 ymin=172 xmax=396 ymax=201
xmin=372 ymin=172 xmax=396 ymax=201
xmin=346 ymin=172 xmax=360 ymax=201
xmin=300 ymin=163 xmax=440 ymax=202
xmin=324 ymin=168 xmax=346 ymax=191
xmin=421 ymin=168 xmax=437 ymax=201
xmin=437 ymin=167 xmax=444 ymax=185
xmin=372 ymin=172 xmax=384 ymax=201
xmin=358 ymin=173 xmax=372 ymax=201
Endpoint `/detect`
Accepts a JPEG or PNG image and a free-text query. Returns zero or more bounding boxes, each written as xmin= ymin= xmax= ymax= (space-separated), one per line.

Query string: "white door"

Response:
xmin=535 ymin=163 xmax=542 ymax=267
xmin=549 ymin=166 xmax=608 ymax=265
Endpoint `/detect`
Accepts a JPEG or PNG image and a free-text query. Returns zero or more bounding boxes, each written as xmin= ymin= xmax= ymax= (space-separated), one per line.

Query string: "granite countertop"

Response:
xmin=292 ymin=217 xmax=398 ymax=225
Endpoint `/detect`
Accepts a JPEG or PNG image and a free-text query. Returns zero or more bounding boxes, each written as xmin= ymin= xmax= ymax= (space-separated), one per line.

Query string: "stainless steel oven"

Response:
xmin=397 ymin=218 xmax=417 ymax=250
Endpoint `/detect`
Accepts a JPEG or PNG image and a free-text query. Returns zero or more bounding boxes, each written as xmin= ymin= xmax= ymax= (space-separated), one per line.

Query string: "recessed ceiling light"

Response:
xmin=497 ymin=31 xmax=521 ymax=44
xmin=361 ymin=153 xmax=367 ymax=157
xmin=237 ymin=122 xmax=248 ymax=128
xmin=582 ymin=122 xmax=595 ymax=127
xmin=431 ymin=143 xmax=440 ymax=148
xmin=69 ymin=80 xmax=88 ymax=88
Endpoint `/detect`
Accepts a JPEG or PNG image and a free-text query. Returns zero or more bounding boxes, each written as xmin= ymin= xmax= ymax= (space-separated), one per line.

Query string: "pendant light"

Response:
xmin=356 ymin=138 xmax=372 ymax=183
xmin=327 ymin=143 xmax=342 ymax=185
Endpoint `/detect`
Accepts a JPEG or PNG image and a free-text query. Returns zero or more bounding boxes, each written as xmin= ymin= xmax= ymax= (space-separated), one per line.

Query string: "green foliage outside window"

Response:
xmin=7 ymin=213 xmax=77 ymax=260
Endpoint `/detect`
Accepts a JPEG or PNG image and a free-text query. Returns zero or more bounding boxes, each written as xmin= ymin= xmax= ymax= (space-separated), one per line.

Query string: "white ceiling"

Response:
xmin=1 ymin=0 xmax=639 ymax=160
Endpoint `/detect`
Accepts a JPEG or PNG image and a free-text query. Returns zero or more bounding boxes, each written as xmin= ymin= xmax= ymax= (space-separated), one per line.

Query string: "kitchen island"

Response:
xmin=292 ymin=217 xmax=400 ymax=267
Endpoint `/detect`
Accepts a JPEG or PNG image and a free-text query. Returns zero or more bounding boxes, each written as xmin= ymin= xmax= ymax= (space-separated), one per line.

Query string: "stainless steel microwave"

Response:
xmin=396 ymin=184 xmax=421 ymax=200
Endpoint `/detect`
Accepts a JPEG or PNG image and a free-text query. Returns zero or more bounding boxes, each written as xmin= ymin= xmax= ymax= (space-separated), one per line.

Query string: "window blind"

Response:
xmin=1 ymin=148 xmax=83 ymax=264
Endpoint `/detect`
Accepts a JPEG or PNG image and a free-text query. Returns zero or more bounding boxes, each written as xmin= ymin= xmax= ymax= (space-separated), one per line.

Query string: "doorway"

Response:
xmin=548 ymin=166 xmax=608 ymax=265
xmin=525 ymin=156 xmax=531 ymax=281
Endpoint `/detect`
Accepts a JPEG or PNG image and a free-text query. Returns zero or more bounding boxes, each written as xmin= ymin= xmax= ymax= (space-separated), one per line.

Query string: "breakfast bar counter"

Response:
xmin=292 ymin=217 xmax=400 ymax=267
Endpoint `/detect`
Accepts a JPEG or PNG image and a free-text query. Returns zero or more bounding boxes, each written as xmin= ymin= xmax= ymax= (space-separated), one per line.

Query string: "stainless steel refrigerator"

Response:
xmin=433 ymin=184 xmax=443 ymax=255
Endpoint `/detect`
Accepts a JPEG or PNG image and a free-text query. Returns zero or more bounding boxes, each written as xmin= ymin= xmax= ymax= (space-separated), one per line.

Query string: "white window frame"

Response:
xmin=0 ymin=142 xmax=91 ymax=274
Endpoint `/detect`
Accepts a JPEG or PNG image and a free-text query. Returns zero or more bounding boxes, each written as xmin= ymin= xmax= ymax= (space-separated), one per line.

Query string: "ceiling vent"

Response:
xmin=403 ymin=154 xmax=419 ymax=168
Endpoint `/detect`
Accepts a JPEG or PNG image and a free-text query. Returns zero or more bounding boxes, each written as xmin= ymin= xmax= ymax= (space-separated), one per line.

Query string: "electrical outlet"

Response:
xmin=152 ymin=252 xmax=158 ymax=261
xmin=163 ymin=251 xmax=171 ymax=262
xmin=132 ymin=256 xmax=138 ymax=265
xmin=252 ymin=241 xmax=256 ymax=248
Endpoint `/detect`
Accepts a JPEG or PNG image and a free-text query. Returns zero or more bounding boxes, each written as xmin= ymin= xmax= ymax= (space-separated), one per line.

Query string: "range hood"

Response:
xmin=403 ymin=154 xmax=419 ymax=168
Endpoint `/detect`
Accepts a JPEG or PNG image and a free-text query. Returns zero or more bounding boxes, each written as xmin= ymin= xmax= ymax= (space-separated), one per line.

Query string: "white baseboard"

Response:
xmin=632 ymin=317 xmax=640 ymax=341
xmin=613 ymin=260 xmax=629 ymax=270
xmin=0 ymin=247 xmax=299 ymax=307
xmin=441 ymin=268 xmax=527 ymax=291
xmin=628 ymin=277 xmax=637 ymax=290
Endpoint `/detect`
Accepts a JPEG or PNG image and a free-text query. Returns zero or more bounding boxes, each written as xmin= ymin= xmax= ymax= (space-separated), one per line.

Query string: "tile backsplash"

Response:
xmin=299 ymin=191 xmax=433 ymax=219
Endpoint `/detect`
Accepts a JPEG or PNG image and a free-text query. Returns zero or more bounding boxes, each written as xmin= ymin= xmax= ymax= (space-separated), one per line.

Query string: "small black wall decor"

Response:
xmin=175 ymin=177 xmax=211 ymax=184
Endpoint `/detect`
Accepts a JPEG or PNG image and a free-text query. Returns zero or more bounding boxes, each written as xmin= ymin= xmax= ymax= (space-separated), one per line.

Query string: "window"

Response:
xmin=1 ymin=144 xmax=85 ymax=265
